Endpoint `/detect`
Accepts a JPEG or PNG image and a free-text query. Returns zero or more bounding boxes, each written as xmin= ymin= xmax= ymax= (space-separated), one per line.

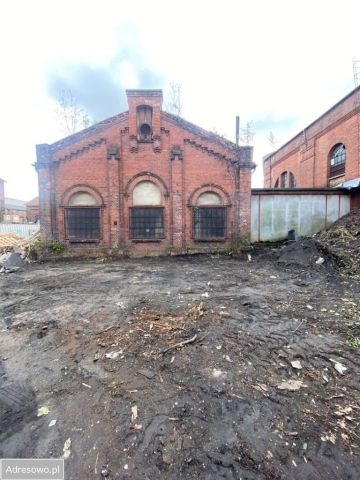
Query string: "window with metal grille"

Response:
xmin=65 ymin=208 xmax=100 ymax=240
xmin=193 ymin=207 xmax=226 ymax=240
xmin=280 ymin=171 xmax=288 ymax=188
xmin=130 ymin=207 xmax=164 ymax=239
xmin=329 ymin=144 xmax=346 ymax=177
xmin=289 ymin=172 xmax=296 ymax=188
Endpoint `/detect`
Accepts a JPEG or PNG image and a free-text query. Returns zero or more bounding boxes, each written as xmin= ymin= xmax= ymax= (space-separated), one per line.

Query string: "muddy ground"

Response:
xmin=0 ymin=248 xmax=359 ymax=480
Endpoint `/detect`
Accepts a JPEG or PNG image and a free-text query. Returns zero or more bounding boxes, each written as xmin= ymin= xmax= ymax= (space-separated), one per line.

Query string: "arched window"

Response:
xmin=329 ymin=144 xmax=346 ymax=179
xmin=275 ymin=171 xmax=296 ymax=189
xmin=289 ymin=172 xmax=296 ymax=188
xmin=193 ymin=191 xmax=226 ymax=240
xmin=130 ymin=181 xmax=164 ymax=239
xmin=133 ymin=181 xmax=161 ymax=206
xmin=65 ymin=191 xmax=100 ymax=241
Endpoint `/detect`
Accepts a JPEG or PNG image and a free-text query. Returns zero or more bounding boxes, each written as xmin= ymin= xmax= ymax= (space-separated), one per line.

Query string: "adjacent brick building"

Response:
xmin=35 ymin=90 xmax=255 ymax=255
xmin=263 ymin=86 xmax=360 ymax=191
xmin=26 ymin=197 xmax=40 ymax=223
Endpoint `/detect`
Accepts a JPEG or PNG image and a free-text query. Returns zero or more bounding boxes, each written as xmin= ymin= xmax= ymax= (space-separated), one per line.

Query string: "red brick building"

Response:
xmin=35 ymin=90 xmax=254 ymax=255
xmin=26 ymin=197 xmax=40 ymax=223
xmin=263 ymin=86 xmax=360 ymax=191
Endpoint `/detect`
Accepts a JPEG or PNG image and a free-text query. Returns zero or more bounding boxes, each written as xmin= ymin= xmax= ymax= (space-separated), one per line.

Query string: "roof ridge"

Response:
xmin=162 ymin=111 xmax=238 ymax=150
xmin=50 ymin=111 xmax=128 ymax=151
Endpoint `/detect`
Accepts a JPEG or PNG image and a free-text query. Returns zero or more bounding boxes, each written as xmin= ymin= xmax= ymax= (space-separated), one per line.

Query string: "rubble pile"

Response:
xmin=0 ymin=233 xmax=22 ymax=252
xmin=318 ymin=209 xmax=360 ymax=277
xmin=0 ymin=231 xmax=40 ymax=273
xmin=276 ymin=209 xmax=360 ymax=277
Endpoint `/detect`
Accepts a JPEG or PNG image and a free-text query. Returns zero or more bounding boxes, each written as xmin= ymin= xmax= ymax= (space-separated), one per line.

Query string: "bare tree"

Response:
xmin=165 ymin=82 xmax=183 ymax=116
xmin=54 ymin=89 xmax=91 ymax=135
xmin=240 ymin=121 xmax=255 ymax=145
xmin=268 ymin=131 xmax=277 ymax=148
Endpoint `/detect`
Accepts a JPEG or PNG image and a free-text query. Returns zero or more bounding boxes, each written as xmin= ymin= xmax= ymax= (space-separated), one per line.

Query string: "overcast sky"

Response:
xmin=1 ymin=0 xmax=359 ymax=200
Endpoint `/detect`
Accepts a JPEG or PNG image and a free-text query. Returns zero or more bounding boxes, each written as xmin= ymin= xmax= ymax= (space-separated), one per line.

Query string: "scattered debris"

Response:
xmin=37 ymin=406 xmax=50 ymax=417
xmin=290 ymin=360 xmax=303 ymax=370
xmin=131 ymin=405 xmax=138 ymax=422
xmin=329 ymin=359 xmax=348 ymax=375
xmin=137 ymin=368 xmax=155 ymax=379
xmin=277 ymin=380 xmax=307 ymax=391
xmin=48 ymin=419 xmax=57 ymax=427
xmin=316 ymin=256 xmax=325 ymax=265
xmin=162 ymin=334 xmax=198 ymax=354
xmin=101 ymin=468 xmax=110 ymax=478
xmin=62 ymin=438 xmax=72 ymax=459
xmin=321 ymin=432 xmax=336 ymax=444
xmin=105 ymin=351 xmax=123 ymax=360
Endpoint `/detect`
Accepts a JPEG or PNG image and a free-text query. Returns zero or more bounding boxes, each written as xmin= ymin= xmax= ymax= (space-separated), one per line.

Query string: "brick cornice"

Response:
xmin=54 ymin=138 xmax=106 ymax=163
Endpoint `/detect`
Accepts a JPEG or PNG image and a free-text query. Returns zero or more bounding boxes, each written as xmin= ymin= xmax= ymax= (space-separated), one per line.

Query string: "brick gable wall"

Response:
xmin=36 ymin=91 xmax=254 ymax=255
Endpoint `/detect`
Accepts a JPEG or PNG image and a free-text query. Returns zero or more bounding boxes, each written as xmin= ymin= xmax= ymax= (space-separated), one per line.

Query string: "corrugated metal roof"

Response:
xmin=335 ymin=177 xmax=360 ymax=190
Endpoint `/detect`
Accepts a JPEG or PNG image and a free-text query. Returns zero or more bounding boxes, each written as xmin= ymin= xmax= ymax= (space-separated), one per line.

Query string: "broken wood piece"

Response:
xmin=162 ymin=334 xmax=198 ymax=354
xmin=131 ymin=405 xmax=138 ymax=422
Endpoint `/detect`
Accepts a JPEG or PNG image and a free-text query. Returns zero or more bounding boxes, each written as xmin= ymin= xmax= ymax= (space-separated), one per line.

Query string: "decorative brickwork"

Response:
xmin=35 ymin=89 xmax=255 ymax=255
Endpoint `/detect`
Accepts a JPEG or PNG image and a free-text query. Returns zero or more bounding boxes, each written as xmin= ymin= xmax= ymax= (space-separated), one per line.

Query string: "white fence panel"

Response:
xmin=0 ymin=223 xmax=40 ymax=238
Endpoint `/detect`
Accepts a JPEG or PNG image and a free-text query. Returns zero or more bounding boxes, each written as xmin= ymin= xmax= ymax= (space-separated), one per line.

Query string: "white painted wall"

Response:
xmin=251 ymin=193 xmax=350 ymax=242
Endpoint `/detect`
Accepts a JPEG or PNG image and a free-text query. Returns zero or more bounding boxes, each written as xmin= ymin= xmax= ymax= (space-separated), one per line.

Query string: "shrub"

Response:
xmin=47 ymin=240 xmax=66 ymax=254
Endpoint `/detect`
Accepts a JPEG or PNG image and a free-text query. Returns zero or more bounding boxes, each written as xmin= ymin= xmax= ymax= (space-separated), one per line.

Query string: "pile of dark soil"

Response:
xmin=277 ymin=209 xmax=360 ymax=277
xmin=277 ymin=238 xmax=332 ymax=268
xmin=318 ymin=210 xmax=360 ymax=278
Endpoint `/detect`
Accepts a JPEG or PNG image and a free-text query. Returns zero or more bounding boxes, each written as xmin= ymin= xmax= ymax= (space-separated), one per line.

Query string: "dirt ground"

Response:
xmin=0 ymin=247 xmax=359 ymax=480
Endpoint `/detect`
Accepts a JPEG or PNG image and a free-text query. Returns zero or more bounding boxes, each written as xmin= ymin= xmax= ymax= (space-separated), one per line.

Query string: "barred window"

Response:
xmin=275 ymin=171 xmax=296 ymax=188
xmin=280 ymin=171 xmax=288 ymax=188
xmin=193 ymin=207 xmax=226 ymax=240
xmin=65 ymin=208 xmax=100 ymax=240
xmin=130 ymin=207 xmax=164 ymax=239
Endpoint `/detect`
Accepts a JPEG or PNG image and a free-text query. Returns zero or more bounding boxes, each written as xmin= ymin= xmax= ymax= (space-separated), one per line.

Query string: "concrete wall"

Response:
xmin=251 ymin=190 xmax=350 ymax=242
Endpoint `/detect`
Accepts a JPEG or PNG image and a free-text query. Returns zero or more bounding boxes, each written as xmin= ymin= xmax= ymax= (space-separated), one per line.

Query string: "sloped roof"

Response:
xmin=336 ymin=177 xmax=360 ymax=190
xmin=49 ymin=111 xmax=128 ymax=151
xmin=5 ymin=197 xmax=27 ymax=211
xmin=42 ymin=108 xmax=255 ymax=168
xmin=162 ymin=111 xmax=238 ymax=150
xmin=27 ymin=196 xmax=39 ymax=206
xmin=48 ymin=110 xmax=244 ymax=153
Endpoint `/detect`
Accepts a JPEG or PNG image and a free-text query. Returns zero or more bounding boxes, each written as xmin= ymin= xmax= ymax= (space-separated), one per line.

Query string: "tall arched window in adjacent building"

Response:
xmin=65 ymin=191 xmax=100 ymax=240
xmin=193 ymin=192 xmax=226 ymax=240
xmin=329 ymin=143 xmax=346 ymax=180
xmin=274 ymin=171 xmax=296 ymax=189
xmin=130 ymin=181 xmax=164 ymax=239
xmin=289 ymin=172 xmax=296 ymax=188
